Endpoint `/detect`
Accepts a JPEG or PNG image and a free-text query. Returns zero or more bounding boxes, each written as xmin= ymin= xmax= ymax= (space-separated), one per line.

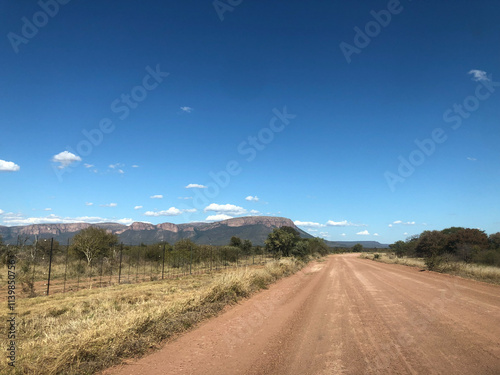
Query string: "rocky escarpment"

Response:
xmin=0 ymin=216 xmax=300 ymax=245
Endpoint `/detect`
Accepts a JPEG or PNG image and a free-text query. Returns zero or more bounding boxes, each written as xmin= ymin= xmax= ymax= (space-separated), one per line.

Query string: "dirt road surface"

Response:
xmin=105 ymin=254 xmax=500 ymax=375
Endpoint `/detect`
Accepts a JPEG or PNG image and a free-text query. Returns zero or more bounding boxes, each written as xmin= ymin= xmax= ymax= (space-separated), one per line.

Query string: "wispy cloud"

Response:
xmin=0 ymin=213 xmax=132 ymax=226
xmin=389 ymin=220 xmax=415 ymax=227
xmin=131 ymin=165 xmax=139 ymax=168
xmin=84 ymin=163 xmax=94 ymax=168
xmin=85 ymin=202 xmax=93 ymax=206
xmin=117 ymin=218 xmax=134 ymax=225
xmin=186 ymin=183 xmax=207 ymax=189
xmin=180 ymin=106 xmax=193 ymax=113
xmin=204 ymin=203 xmax=247 ymax=215
xmin=356 ymin=230 xmax=370 ymax=235
xmin=326 ymin=220 xmax=366 ymax=227
xmin=144 ymin=207 xmax=196 ymax=217
xmin=467 ymin=157 xmax=477 ymax=161
xmin=134 ymin=205 xmax=143 ymax=210
xmin=206 ymin=214 xmax=233 ymax=221
xmin=150 ymin=195 xmax=163 ymax=199
xmin=294 ymin=220 xmax=326 ymax=228
xmin=245 ymin=196 xmax=259 ymax=202
xmin=44 ymin=208 xmax=52 ymax=211
xmin=100 ymin=203 xmax=117 ymax=207
xmin=468 ymin=69 xmax=490 ymax=82
xmin=109 ymin=163 xmax=124 ymax=169
xmin=52 ymin=151 xmax=81 ymax=169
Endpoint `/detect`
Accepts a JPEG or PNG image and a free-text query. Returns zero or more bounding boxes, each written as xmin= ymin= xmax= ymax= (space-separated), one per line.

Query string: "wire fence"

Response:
xmin=0 ymin=239 xmax=273 ymax=300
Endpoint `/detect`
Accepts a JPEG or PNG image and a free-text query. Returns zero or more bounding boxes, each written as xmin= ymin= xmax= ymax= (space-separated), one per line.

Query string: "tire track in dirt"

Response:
xmin=104 ymin=254 xmax=500 ymax=375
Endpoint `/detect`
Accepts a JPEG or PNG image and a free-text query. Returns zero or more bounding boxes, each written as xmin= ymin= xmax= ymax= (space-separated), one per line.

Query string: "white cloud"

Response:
xmin=180 ymin=106 xmax=193 ymax=113
xmin=0 ymin=209 xmax=4 ymax=215
xmin=144 ymin=207 xmax=196 ymax=217
xmin=100 ymin=203 xmax=117 ymax=207
xmin=109 ymin=163 xmax=124 ymax=169
xmin=52 ymin=151 xmax=81 ymax=169
xmin=392 ymin=220 xmax=415 ymax=225
xmin=326 ymin=220 xmax=365 ymax=227
xmin=150 ymin=195 xmax=163 ymax=199
xmin=186 ymin=183 xmax=207 ymax=189
xmin=245 ymin=196 xmax=259 ymax=202
xmin=206 ymin=214 xmax=233 ymax=221
xmin=204 ymin=203 xmax=247 ymax=215
xmin=0 ymin=159 xmax=20 ymax=172
xmin=0 ymin=213 xmax=131 ymax=226
xmin=403 ymin=232 xmax=409 ymax=236
xmin=356 ymin=230 xmax=370 ymax=236
xmin=468 ymin=69 xmax=490 ymax=82
xmin=294 ymin=220 xmax=326 ymax=228
xmin=320 ymin=232 xmax=330 ymax=238
xmin=249 ymin=209 xmax=260 ymax=215
xmin=374 ymin=233 xmax=380 ymax=236
xmin=388 ymin=224 xmax=393 ymax=227
xmin=134 ymin=206 xmax=143 ymax=210
xmin=178 ymin=197 xmax=193 ymax=200
xmin=118 ymin=169 xmax=124 ymax=174
xmin=131 ymin=165 xmax=139 ymax=168
xmin=44 ymin=208 xmax=52 ymax=211
xmin=84 ymin=163 xmax=94 ymax=168
xmin=117 ymin=218 xmax=134 ymax=225
xmin=341 ymin=233 xmax=346 ymax=237
xmin=85 ymin=202 xmax=93 ymax=206
xmin=467 ymin=157 xmax=477 ymax=161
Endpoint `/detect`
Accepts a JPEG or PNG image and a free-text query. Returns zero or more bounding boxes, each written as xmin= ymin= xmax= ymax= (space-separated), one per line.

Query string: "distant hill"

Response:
xmin=0 ymin=216 xmax=388 ymax=248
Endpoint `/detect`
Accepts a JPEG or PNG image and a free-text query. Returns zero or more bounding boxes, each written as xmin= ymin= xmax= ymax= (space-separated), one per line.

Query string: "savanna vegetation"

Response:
xmin=362 ymin=227 xmax=500 ymax=284
xmin=0 ymin=226 xmax=333 ymax=374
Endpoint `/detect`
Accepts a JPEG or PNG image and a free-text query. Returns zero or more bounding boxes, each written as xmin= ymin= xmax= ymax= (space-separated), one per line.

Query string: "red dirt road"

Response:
xmin=106 ymin=254 xmax=500 ymax=374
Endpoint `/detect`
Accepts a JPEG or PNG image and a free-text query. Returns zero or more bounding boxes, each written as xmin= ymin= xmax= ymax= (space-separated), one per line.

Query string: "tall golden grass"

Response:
xmin=360 ymin=252 xmax=500 ymax=284
xmin=0 ymin=258 xmax=304 ymax=375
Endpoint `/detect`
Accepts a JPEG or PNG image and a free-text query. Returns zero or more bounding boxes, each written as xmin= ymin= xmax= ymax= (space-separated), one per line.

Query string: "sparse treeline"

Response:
xmin=389 ymin=227 xmax=500 ymax=269
xmin=0 ymin=226 xmax=337 ymax=298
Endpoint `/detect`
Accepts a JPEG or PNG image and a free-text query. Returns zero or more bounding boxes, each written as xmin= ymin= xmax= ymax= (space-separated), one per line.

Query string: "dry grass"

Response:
xmin=0 ymin=258 xmax=304 ymax=375
xmin=360 ymin=253 xmax=500 ymax=284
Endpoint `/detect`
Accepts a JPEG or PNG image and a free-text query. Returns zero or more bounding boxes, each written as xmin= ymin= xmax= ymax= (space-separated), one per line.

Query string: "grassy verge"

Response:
xmin=1 ymin=258 xmax=306 ymax=375
xmin=360 ymin=252 xmax=500 ymax=284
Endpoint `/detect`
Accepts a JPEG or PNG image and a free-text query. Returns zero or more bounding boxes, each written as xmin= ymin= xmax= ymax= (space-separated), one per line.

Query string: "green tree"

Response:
xmin=307 ymin=237 xmax=329 ymax=256
xmin=229 ymin=236 xmax=242 ymax=248
xmin=291 ymin=240 xmax=309 ymax=260
xmin=415 ymin=230 xmax=447 ymax=258
xmin=241 ymin=239 xmax=253 ymax=254
xmin=489 ymin=233 xmax=500 ymax=250
xmin=444 ymin=228 xmax=489 ymax=254
xmin=389 ymin=240 xmax=406 ymax=258
xmin=352 ymin=243 xmax=363 ymax=253
xmin=70 ymin=227 xmax=118 ymax=266
xmin=265 ymin=227 xmax=300 ymax=257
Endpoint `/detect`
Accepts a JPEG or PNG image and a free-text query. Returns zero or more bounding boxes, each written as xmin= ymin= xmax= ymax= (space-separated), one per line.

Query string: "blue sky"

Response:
xmin=1 ymin=0 xmax=499 ymax=243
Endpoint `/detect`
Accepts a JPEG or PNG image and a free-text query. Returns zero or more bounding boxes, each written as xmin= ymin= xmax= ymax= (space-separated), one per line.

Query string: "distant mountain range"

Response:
xmin=0 ymin=216 xmax=388 ymax=248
